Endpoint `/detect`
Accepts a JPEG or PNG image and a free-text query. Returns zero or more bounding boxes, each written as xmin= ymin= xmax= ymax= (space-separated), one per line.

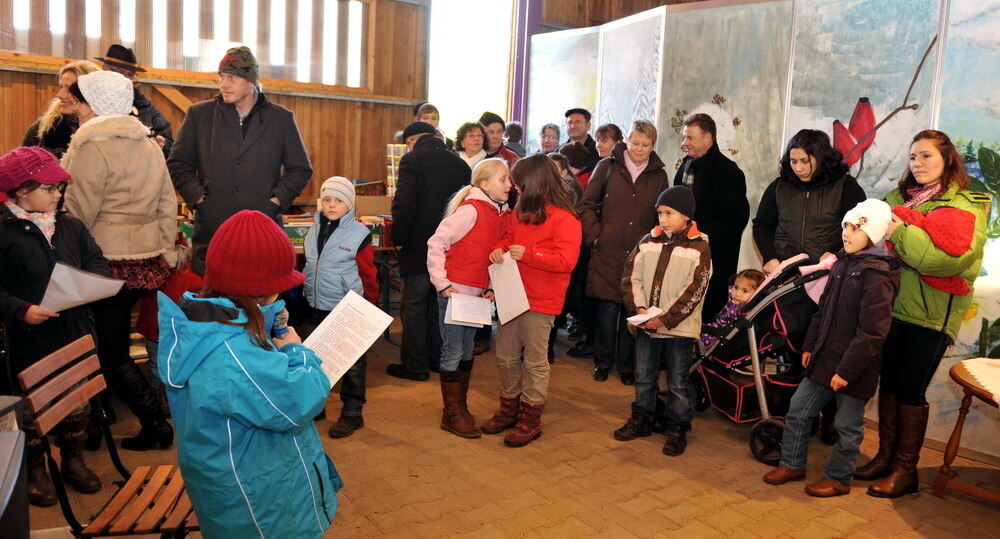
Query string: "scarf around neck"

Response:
xmin=903 ymin=182 xmax=942 ymax=209
xmin=6 ymin=200 xmax=56 ymax=246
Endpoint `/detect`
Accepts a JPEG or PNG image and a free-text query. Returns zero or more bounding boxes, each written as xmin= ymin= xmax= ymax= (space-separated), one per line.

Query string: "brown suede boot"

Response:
xmin=504 ymin=401 xmax=544 ymax=447
xmin=26 ymin=438 xmax=57 ymax=507
xmin=457 ymin=360 xmax=475 ymax=424
xmin=854 ymin=392 xmax=898 ymax=481
xmin=868 ymin=404 xmax=928 ymax=498
xmin=440 ymin=373 xmax=482 ymax=438
xmin=481 ymin=395 xmax=520 ymax=434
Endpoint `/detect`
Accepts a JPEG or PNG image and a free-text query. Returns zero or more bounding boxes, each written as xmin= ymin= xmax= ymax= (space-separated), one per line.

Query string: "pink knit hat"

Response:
xmin=204 ymin=210 xmax=305 ymax=297
xmin=0 ymin=147 xmax=71 ymax=200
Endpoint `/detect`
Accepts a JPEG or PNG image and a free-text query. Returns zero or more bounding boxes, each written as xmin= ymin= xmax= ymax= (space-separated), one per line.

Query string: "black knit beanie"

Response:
xmin=655 ymin=186 xmax=695 ymax=218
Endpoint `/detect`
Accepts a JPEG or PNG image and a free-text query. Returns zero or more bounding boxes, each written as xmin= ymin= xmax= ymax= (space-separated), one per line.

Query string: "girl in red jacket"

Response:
xmin=427 ymin=158 xmax=512 ymax=438
xmin=484 ymin=154 xmax=582 ymax=447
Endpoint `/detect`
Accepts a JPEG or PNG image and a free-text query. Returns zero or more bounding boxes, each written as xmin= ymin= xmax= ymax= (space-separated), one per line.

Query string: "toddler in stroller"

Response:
xmin=692 ymin=253 xmax=831 ymax=465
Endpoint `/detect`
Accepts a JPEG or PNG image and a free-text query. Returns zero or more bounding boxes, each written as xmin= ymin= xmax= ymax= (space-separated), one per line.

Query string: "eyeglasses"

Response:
xmin=541 ymin=135 xmax=558 ymax=141
xmin=40 ymin=183 xmax=65 ymax=193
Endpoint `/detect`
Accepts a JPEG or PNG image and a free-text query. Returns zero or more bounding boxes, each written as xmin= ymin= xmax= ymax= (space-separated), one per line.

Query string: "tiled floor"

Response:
xmin=30 ymin=323 xmax=1000 ymax=537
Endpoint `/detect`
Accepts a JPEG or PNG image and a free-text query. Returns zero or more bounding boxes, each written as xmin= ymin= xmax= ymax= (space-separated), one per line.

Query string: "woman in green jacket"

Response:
xmin=857 ymin=130 xmax=989 ymax=498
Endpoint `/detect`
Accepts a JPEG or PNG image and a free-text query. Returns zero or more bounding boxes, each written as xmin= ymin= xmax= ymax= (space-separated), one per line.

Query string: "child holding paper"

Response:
xmin=617 ymin=186 xmax=712 ymax=456
xmin=486 ymin=154 xmax=581 ymax=447
xmin=427 ymin=158 xmax=511 ymax=438
xmin=0 ymin=147 xmax=107 ymax=506
xmin=303 ymin=176 xmax=379 ymax=438
xmin=158 ymin=210 xmax=342 ymax=538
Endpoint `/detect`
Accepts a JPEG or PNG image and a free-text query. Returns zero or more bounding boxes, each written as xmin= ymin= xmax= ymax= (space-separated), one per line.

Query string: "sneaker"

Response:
xmin=662 ymin=424 xmax=688 ymax=456
xmin=328 ymin=415 xmax=364 ymax=438
xmin=386 ymin=364 xmax=430 ymax=381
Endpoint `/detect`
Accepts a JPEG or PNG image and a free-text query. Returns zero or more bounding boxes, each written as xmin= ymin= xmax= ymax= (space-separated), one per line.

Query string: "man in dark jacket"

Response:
xmin=96 ymin=44 xmax=174 ymax=158
xmin=564 ymin=108 xmax=600 ymax=173
xmin=168 ymin=46 xmax=313 ymax=275
xmin=387 ymin=122 xmax=471 ymax=381
xmin=674 ymin=113 xmax=749 ymax=319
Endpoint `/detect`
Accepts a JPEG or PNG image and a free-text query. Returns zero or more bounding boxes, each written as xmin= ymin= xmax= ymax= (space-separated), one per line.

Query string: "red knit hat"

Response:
xmin=204 ymin=210 xmax=305 ymax=296
xmin=0 ymin=147 xmax=71 ymax=200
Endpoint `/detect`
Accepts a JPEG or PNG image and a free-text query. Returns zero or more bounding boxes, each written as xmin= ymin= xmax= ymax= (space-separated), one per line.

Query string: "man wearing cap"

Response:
xmin=387 ymin=122 xmax=471 ymax=381
xmin=96 ymin=44 xmax=173 ymax=157
xmin=479 ymin=112 xmax=520 ymax=170
xmin=168 ymin=46 xmax=313 ymax=276
xmin=564 ymin=108 xmax=600 ymax=173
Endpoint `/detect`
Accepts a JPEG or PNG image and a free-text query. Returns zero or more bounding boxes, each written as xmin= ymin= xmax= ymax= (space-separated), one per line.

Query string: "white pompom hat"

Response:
xmin=842 ymin=198 xmax=892 ymax=245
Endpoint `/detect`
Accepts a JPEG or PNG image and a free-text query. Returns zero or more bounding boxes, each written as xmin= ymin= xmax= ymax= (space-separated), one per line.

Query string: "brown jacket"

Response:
xmin=578 ymin=144 xmax=671 ymax=302
xmin=62 ymin=116 xmax=178 ymax=263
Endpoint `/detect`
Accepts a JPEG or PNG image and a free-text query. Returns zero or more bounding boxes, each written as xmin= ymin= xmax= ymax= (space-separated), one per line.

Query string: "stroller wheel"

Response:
xmin=750 ymin=418 xmax=784 ymax=466
xmin=691 ymin=373 xmax=709 ymax=412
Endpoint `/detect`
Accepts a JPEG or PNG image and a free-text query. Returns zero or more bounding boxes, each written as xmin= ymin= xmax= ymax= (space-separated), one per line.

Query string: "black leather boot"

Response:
xmin=110 ymin=363 xmax=174 ymax=451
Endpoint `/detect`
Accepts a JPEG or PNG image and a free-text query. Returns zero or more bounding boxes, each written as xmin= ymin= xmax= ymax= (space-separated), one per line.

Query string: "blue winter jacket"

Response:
xmin=303 ymin=209 xmax=371 ymax=311
xmin=158 ymin=292 xmax=342 ymax=539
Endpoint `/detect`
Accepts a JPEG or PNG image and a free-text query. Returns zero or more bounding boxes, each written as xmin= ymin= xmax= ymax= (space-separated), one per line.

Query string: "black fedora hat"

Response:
xmin=95 ymin=44 xmax=147 ymax=73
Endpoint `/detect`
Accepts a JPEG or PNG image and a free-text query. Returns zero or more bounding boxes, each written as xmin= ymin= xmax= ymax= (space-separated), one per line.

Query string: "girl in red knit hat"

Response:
xmin=484 ymin=154 xmax=581 ymax=447
xmin=157 ymin=210 xmax=341 ymax=538
xmin=0 ymin=147 xmax=107 ymax=506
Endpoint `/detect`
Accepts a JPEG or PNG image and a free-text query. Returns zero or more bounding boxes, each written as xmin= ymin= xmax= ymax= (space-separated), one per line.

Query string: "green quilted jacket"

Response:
xmin=884 ymin=185 xmax=990 ymax=341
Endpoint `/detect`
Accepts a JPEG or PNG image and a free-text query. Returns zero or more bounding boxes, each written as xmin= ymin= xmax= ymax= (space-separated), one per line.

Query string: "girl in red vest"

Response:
xmin=427 ymin=158 xmax=512 ymax=438
xmin=484 ymin=154 xmax=582 ymax=447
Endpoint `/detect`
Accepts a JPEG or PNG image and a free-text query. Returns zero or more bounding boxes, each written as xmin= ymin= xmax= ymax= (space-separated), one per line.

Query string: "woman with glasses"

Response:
xmin=539 ymin=123 xmax=561 ymax=154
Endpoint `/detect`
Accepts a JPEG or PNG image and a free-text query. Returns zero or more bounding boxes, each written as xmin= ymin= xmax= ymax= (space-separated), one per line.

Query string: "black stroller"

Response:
xmin=691 ymin=255 xmax=829 ymax=465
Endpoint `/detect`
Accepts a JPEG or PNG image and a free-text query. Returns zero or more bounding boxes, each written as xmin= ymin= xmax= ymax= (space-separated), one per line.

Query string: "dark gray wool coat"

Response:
xmin=167 ymin=93 xmax=313 ymax=274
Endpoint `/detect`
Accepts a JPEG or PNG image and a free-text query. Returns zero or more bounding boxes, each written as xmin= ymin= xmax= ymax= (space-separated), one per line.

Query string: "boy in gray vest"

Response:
xmin=304 ymin=177 xmax=379 ymax=437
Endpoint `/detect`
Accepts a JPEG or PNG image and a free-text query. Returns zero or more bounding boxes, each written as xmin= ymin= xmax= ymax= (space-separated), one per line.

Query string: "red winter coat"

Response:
xmin=493 ymin=206 xmax=581 ymax=315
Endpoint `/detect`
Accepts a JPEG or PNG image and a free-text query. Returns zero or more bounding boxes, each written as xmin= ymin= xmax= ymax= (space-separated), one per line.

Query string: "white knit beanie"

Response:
xmin=320 ymin=176 xmax=355 ymax=211
xmin=77 ymin=71 xmax=133 ymax=117
xmin=842 ymin=198 xmax=892 ymax=245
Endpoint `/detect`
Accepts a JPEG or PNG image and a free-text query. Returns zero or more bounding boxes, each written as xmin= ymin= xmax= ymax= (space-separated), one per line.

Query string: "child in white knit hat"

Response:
xmin=303 ymin=176 xmax=379 ymax=437
xmin=764 ymin=198 xmax=901 ymax=497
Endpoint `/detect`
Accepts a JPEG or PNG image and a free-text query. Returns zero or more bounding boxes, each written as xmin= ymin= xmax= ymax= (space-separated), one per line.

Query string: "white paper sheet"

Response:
xmin=303 ymin=290 xmax=393 ymax=384
xmin=487 ymin=252 xmax=530 ymax=325
xmin=444 ymin=293 xmax=492 ymax=327
xmin=39 ymin=262 xmax=125 ymax=312
xmin=626 ymin=306 xmax=664 ymax=326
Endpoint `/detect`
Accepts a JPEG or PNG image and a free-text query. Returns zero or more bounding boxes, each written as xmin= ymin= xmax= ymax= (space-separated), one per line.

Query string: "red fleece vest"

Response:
xmin=445 ymin=199 xmax=504 ymax=288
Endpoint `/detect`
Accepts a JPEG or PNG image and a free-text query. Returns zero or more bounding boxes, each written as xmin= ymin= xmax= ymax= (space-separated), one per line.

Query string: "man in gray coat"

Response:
xmin=168 ymin=46 xmax=313 ymax=274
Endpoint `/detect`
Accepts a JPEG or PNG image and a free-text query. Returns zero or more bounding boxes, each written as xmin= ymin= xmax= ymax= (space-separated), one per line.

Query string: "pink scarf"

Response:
xmin=903 ymin=183 xmax=942 ymax=209
xmin=624 ymin=152 xmax=648 ymax=183
xmin=5 ymin=200 xmax=56 ymax=246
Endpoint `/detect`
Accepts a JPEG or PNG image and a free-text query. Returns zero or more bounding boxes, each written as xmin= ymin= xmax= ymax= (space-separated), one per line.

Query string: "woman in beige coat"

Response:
xmin=62 ymin=70 xmax=176 ymax=452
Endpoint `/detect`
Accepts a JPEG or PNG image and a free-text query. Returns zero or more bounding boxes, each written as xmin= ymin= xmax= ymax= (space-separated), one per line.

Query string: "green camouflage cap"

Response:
xmin=218 ymin=46 xmax=259 ymax=85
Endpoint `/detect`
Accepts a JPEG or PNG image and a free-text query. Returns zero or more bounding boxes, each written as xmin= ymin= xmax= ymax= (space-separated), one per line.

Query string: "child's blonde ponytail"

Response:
xmin=444 ymin=158 xmax=508 ymax=217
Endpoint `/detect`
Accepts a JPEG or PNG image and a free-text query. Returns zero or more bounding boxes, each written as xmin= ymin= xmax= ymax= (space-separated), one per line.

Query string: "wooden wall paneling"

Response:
xmin=65 ymin=0 xmax=86 ymax=60
xmin=541 ymin=0 xmax=587 ymax=29
xmin=256 ymin=0 xmax=271 ymax=77
xmin=310 ymin=0 xmax=323 ymax=84
xmin=230 ymin=0 xmax=243 ymax=43
xmin=29 ymin=1 xmax=52 ymax=56
xmin=167 ymin=0 xmax=183 ymax=70
xmin=0 ymin=0 xmax=13 ymax=51
xmin=135 ymin=0 xmax=152 ymax=69
xmin=369 ymin=0 xmax=426 ymax=100
xmin=101 ymin=0 xmax=121 ymax=51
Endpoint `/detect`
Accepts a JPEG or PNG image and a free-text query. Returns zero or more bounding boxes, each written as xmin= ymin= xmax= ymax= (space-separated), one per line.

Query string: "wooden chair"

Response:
xmin=18 ymin=334 xmax=198 ymax=538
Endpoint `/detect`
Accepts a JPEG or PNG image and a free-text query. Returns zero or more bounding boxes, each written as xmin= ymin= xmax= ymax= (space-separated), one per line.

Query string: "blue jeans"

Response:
xmin=634 ymin=332 xmax=695 ymax=424
xmin=779 ymin=378 xmax=867 ymax=483
xmin=437 ymin=296 xmax=477 ymax=373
